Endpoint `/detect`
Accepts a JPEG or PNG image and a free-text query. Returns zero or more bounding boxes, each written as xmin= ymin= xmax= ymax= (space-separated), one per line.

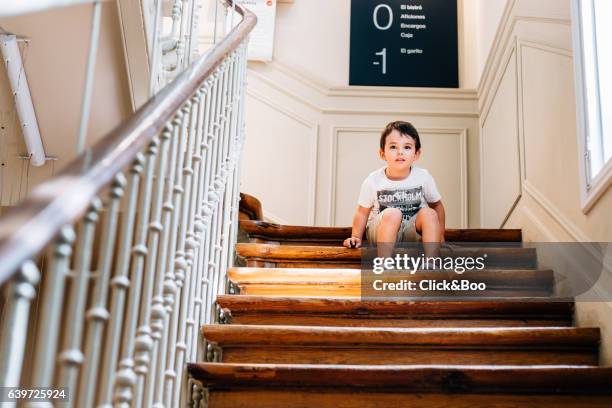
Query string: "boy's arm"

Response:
xmin=429 ymin=200 xmax=446 ymax=242
xmin=345 ymin=205 xmax=371 ymax=248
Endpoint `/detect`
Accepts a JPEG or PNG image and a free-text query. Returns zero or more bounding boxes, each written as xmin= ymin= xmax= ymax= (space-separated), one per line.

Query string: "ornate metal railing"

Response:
xmin=0 ymin=1 xmax=255 ymax=406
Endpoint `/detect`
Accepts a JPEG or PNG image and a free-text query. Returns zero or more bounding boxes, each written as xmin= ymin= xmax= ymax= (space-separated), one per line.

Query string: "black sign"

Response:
xmin=349 ymin=0 xmax=458 ymax=88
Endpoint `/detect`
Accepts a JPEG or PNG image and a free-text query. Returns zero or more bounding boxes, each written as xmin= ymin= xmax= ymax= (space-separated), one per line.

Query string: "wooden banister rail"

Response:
xmin=0 ymin=1 xmax=256 ymax=285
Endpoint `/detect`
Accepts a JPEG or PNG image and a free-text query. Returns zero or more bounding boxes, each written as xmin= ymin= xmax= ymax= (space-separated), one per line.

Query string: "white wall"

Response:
xmin=476 ymin=0 xmax=508 ymax=81
xmin=0 ymin=3 xmax=132 ymax=205
xmin=459 ymin=0 xmax=509 ymax=88
xmin=478 ymin=0 xmax=612 ymax=364
xmin=240 ymin=0 xmax=480 ymax=227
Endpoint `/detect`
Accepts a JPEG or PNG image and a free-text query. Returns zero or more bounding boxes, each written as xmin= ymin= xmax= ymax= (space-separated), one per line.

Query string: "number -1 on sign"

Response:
xmin=349 ymin=0 xmax=458 ymax=88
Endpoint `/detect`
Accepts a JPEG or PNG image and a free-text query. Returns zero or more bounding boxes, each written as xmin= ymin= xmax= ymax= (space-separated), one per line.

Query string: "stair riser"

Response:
xmin=220 ymin=347 xmax=598 ymax=366
xmin=235 ymin=284 xmax=552 ymax=298
xmin=208 ymin=390 xmax=612 ymax=408
xmin=229 ymin=315 xmax=573 ymax=328
xmin=245 ymin=260 xmax=537 ymax=269
xmin=247 ymin=261 xmax=359 ymax=268
xmin=237 ymin=245 xmax=537 ymax=270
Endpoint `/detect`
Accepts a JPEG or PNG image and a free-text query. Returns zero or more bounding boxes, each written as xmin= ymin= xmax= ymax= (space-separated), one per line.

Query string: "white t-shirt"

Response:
xmin=358 ymin=166 xmax=442 ymax=223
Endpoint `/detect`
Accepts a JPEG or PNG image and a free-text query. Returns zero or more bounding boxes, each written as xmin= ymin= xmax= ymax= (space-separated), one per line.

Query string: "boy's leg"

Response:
xmin=375 ymin=208 xmax=403 ymax=258
xmin=415 ymin=207 xmax=441 ymax=260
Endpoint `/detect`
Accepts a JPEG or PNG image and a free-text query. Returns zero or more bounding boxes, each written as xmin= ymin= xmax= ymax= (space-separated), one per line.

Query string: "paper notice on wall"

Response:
xmin=226 ymin=0 xmax=277 ymax=61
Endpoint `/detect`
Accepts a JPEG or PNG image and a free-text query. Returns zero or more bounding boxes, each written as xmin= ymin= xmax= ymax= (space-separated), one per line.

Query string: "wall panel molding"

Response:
xmin=479 ymin=43 xmax=521 ymax=228
xmin=248 ymin=63 xmax=479 ymax=118
xmin=522 ymin=180 xmax=590 ymax=242
xmin=329 ymin=126 xmax=468 ymax=228
xmin=116 ymin=0 xmax=150 ymax=110
xmin=478 ymin=0 xmax=575 ymax=231
xmin=254 ymin=61 xmax=478 ymax=99
xmin=478 ymin=0 xmax=571 ymax=110
xmin=517 ymin=39 xmax=572 ymax=183
xmin=246 ymin=89 xmax=319 ymax=225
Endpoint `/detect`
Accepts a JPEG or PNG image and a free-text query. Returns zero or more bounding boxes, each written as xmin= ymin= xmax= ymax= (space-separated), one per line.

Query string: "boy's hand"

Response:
xmin=343 ymin=237 xmax=362 ymax=249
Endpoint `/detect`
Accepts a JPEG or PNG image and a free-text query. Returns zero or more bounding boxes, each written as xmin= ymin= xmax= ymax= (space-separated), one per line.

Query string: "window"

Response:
xmin=571 ymin=0 xmax=612 ymax=213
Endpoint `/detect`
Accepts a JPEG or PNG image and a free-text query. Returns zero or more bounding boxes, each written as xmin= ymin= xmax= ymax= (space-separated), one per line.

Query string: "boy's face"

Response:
xmin=379 ymin=130 xmax=421 ymax=172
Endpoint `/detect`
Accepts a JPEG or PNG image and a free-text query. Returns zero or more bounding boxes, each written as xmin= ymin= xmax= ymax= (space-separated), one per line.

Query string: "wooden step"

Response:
xmin=229 ymin=267 xmax=359 ymax=297
xmin=241 ymin=220 xmax=523 ymax=245
xmin=239 ymin=193 xmax=263 ymax=221
xmin=202 ymin=389 xmax=612 ymax=408
xmin=228 ymin=267 xmax=554 ymax=297
xmin=189 ymin=363 xmax=612 ymax=408
xmin=216 ymin=295 xmax=574 ymax=327
xmin=235 ymin=243 xmax=537 ymax=269
xmin=203 ymin=325 xmax=599 ymax=365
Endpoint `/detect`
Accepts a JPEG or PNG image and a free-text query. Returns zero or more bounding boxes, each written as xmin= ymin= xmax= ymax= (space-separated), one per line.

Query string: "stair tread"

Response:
xmin=202 ymin=325 xmax=599 ymax=347
xmin=216 ymin=296 xmax=573 ymax=327
xmin=228 ymin=267 xmax=554 ymax=285
xmin=235 ymin=243 xmax=535 ymax=260
xmin=228 ymin=267 xmax=555 ymax=297
xmin=189 ymin=363 xmax=612 ymax=393
xmin=216 ymin=295 xmax=573 ymax=316
xmin=240 ymin=220 xmax=523 ymax=242
xmin=236 ymin=243 xmax=361 ymax=260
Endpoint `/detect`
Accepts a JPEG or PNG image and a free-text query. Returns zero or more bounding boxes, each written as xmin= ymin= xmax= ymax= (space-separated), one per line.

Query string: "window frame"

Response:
xmin=571 ymin=0 xmax=612 ymax=213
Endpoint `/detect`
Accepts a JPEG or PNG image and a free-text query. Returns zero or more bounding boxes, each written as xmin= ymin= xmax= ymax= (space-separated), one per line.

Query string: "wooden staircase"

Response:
xmin=188 ymin=218 xmax=612 ymax=407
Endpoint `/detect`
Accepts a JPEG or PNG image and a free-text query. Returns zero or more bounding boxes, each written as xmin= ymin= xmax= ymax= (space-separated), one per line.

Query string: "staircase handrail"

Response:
xmin=0 ymin=1 xmax=256 ymax=285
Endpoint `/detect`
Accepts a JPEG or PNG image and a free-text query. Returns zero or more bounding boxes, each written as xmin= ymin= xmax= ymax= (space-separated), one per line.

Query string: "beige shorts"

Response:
xmin=366 ymin=208 xmax=420 ymax=243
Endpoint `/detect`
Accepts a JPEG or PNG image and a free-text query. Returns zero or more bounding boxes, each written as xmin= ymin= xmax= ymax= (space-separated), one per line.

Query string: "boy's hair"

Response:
xmin=380 ymin=121 xmax=421 ymax=151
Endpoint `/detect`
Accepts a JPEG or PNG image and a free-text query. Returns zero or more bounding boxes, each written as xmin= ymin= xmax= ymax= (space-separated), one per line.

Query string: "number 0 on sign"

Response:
xmin=349 ymin=0 xmax=459 ymax=88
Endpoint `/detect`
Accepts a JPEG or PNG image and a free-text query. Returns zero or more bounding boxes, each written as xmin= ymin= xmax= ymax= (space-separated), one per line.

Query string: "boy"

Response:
xmin=343 ymin=121 xmax=445 ymax=257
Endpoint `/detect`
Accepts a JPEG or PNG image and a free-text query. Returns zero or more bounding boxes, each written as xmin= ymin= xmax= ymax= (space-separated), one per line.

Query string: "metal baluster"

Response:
xmin=224 ymin=43 xmax=248 ymax=285
xmin=226 ymin=49 xmax=245 ymax=275
xmin=190 ymin=87 xmax=215 ymax=372
xmin=176 ymin=0 xmax=191 ymax=71
xmin=188 ymin=69 xmax=220 ymax=400
xmin=195 ymin=76 xmax=217 ymax=360
xmin=172 ymin=96 xmax=201 ymax=407
xmin=202 ymin=90 xmax=221 ymax=326
xmin=97 ymin=159 xmax=143 ymax=408
xmin=184 ymin=86 xmax=209 ymax=369
xmin=151 ymin=118 xmax=181 ymax=408
xmin=78 ymin=176 xmax=125 ymax=408
xmin=57 ymin=198 xmax=102 ymax=408
xmin=190 ymin=97 xmax=213 ymax=405
xmin=145 ymin=126 xmax=177 ymax=406
xmin=136 ymin=126 xmax=172 ymax=408
xmin=191 ymin=380 xmax=205 ymax=408
xmin=28 ymin=227 xmax=74 ymax=394
xmin=76 ymin=0 xmax=102 ymax=154
xmin=114 ymin=138 xmax=158 ymax=407
xmin=210 ymin=62 xmax=231 ymax=303
xmin=210 ymin=61 xmax=230 ymax=307
xmin=166 ymin=0 xmax=182 ymax=47
xmin=0 ymin=261 xmax=40 ymax=390
xmin=180 ymin=88 xmax=209 ymax=408
xmin=193 ymin=68 xmax=219 ymax=359
xmin=187 ymin=0 xmax=201 ymax=65
xmin=231 ymin=44 xmax=249 ymax=263
xmin=149 ymin=0 xmax=164 ymax=95
xmin=217 ymin=53 xmax=239 ymax=299
xmin=204 ymin=67 xmax=225 ymax=325
xmin=162 ymin=105 xmax=191 ymax=407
